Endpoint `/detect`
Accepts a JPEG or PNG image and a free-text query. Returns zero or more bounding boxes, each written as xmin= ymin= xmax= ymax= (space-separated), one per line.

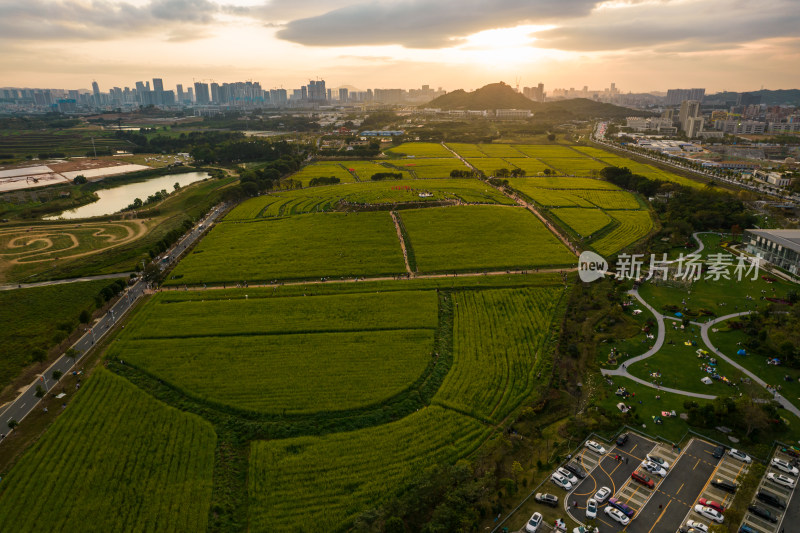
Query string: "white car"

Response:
xmin=727 ymin=449 xmax=752 ymax=463
xmin=646 ymin=454 xmax=670 ymax=469
xmin=771 ymin=458 xmax=800 ymax=476
xmin=768 ymin=472 xmax=797 ymax=489
xmin=585 ymin=440 xmax=607 ymax=455
xmin=685 ymin=520 xmax=709 ymax=532
xmin=605 ymin=506 xmax=630 ymax=525
xmin=593 ymin=486 xmax=612 ymax=503
xmin=642 ymin=460 xmax=668 ymax=477
xmin=557 ymin=467 xmax=578 ymax=485
xmin=525 ymin=512 xmax=542 ymax=533
xmin=551 ymin=472 xmax=573 ymax=491
xmin=573 ymin=527 xmax=599 ymax=533
xmin=586 ymin=498 xmax=597 ymax=519
xmin=693 ymin=505 xmax=724 ymax=524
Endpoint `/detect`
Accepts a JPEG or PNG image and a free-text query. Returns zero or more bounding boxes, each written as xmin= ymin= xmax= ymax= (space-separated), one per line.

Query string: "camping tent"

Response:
xmin=737 ymin=349 xmax=746 ymax=356
xmin=701 ymin=376 xmax=713 ymax=385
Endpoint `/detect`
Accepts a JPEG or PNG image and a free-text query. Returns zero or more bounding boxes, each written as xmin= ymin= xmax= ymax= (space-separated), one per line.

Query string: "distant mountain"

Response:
xmin=704 ymin=89 xmax=800 ymax=106
xmin=424 ymin=82 xmax=651 ymax=119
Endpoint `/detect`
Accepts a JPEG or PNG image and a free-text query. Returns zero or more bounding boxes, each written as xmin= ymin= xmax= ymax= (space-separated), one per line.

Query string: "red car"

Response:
xmin=631 ymin=471 xmax=654 ymax=488
xmin=698 ymin=498 xmax=725 ymax=513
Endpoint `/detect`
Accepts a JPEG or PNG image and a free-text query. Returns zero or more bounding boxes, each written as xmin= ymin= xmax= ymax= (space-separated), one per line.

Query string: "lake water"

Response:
xmin=45 ymin=172 xmax=210 ymax=220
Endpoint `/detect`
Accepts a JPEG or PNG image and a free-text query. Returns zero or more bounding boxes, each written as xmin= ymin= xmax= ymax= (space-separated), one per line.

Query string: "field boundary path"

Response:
xmin=0 ymin=203 xmax=229 ymax=439
xmin=0 ymin=272 xmax=135 ymax=291
xmin=441 ymin=142 xmax=475 ymax=170
xmin=389 ymin=211 xmax=414 ymax=277
xmin=601 ymin=288 xmax=717 ymax=400
xmin=700 ymin=311 xmax=800 ymax=417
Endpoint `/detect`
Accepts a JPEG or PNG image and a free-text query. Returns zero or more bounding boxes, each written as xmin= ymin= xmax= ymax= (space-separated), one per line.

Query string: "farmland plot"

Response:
xmin=385 ymin=142 xmax=454 ymax=158
xmin=591 ymin=210 xmax=655 ymax=255
xmin=0 ymin=369 xmax=216 ymax=533
xmin=550 ymin=208 xmax=613 ymax=238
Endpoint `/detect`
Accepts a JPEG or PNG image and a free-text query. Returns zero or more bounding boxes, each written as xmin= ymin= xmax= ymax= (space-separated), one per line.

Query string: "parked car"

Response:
xmin=693 ymin=505 xmax=724 ymax=523
xmin=557 ymin=467 xmax=578 ymax=485
xmin=564 ymin=461 xmax=587 ymax=479
xmin=586 ymin=498 xmax=597 ymax=519
xmin=616 ymin=432 xmax=629 ymax=446
xmin=767 ymin=472 xmax=796 ymax=489
xmin=738 ymin=525 xmax=757 ymax=533
xmin=756 ymin=489 xmax=786 ymax=509
xmin=685 ymin=520 xmax=709 ymax=532
xmin=608 ymin=497 xmax=636 ymax=518
xmin=551 ymin=472 xmax=573 ymax=490
xmin=698 ymin=498 xmax=725 ymax=513
xmin=605 ymin=506 xmax=630 ymax=525
xmin=525 ymin=512 xmax=543 ymax=533
xmin=642 ymin=460 xmax=667 ymax=477
xmin=748 ymin=504 xmax=777 ymax=523
xmin=727 ymin=449 xmax=752 ymax=463
xmin=593 ymin=486 xmax=612 ymax=503
xmin=585 ymin=440 xmax=607 ymax=455
xmin=710 ymin=478 xmax=738 ymax=493
xmin=771 ymin=457 xmax=800 ymax=476
xmin=631 ymin=471 xmax=655 ymax=488
xmin=646 ymin=454 xmax=670 ymax=469
xmin=572 ymin=527 xmax=598 ymax=533
xmin=712 ymin=446 xmax=725 ymax=459
xmin=534 ymin=493 xmax=558 ymax=507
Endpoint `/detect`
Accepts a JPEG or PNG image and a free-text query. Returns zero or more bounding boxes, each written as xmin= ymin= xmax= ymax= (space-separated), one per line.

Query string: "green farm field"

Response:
xmin=0 ymin=369 xmax=216 ymax=533
xmin=385 ymin=142 xmax=454 ymax=158
xmin=224 ymin=179 xmax=514 ymax=221
xmin=246 ymin=284 xmax=565 ymax=529
xmin=591 ymin=210 xmax=655 ymax=255
xmin=0 ymin=279 xmax=124 ymax=391
xmin=550 ymin=208 xmax=613 ymax=238
xmin=444 ymin=142 xmax=486 ymax=158
xmin=167 ymin=211 xmax=406 ymax=284
xmin=289 ymin=161 xmax=355 ymax=186
xmin=474 ymin=143 xmax=527 ymax=158
xmin=398 ymin=205 xmax=575 ymax=273
xmin=385 ymin=157 xmax=469 ymax=178
xmin=341 ymin=160 xmax=403 ymax=181
xmin=106 ymin=290 xmax=438 ymax=414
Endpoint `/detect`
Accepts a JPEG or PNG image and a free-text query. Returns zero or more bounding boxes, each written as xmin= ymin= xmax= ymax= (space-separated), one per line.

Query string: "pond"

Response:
xmin=45 ymin=172 xmax=210 ymax=220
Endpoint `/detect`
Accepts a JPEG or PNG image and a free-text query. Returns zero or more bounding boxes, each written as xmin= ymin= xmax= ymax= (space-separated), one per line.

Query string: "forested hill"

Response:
xmin=424 ymin=82 xmax=651 ymax=119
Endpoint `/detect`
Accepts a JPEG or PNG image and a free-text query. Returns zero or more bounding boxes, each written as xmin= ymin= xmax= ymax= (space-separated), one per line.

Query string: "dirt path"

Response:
xmin=390 ymin=211 xmax=414 ymax=277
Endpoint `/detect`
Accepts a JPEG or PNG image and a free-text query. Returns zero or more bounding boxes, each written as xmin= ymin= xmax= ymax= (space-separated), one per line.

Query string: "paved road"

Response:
xmin=0 ymin=203 xmax=228 ymax=438
xmin=0 ymin=272 xmax=136 ymax=291
xmin=601 ymin=288 xmax=717 ymax=400
xmin=700 ymin=312 xmax=800 ymax=418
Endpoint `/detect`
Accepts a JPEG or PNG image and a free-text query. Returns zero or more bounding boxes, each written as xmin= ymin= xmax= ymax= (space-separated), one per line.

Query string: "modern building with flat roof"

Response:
xmin=745 ymin=229 xmax=800 ymax=275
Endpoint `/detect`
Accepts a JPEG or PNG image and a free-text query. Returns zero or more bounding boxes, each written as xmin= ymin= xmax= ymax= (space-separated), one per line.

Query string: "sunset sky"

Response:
xmin=1 ymin=0 xmax=798 ymax=93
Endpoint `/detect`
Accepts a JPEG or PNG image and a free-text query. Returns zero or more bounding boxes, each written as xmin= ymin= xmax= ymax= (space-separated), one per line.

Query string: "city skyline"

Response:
xmin=1 ymin=0 xmax=798 ymax=92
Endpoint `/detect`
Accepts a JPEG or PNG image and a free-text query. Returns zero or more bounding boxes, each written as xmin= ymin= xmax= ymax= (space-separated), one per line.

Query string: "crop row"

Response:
xmin=433 ymin=287 xmax=563 ymax=422
xmin=0 ymin=369 xmax=216 ymax=533
xmin=591 ymin=209 xmax=655 ymax=255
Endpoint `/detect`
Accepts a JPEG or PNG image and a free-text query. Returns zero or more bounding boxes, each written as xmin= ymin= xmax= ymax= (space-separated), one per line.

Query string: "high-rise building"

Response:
xmin=270 ymin=88 xmax=288 ymax=106
xmin=194 ymin=82 xmax=210 ymax=105
xmin=187 ymin=87 xmax=194 ymax=103
xmin=339 ymin=88 xmax=348 ymax=102
xmin=685 ymin=116 xmax=705 ymax=138
xmin=176 ymin=84 xmax=184 ymax=103
xmin=307 ymin=80 xmax=326 ymax=101
xmin=523 ymin=83 xmax=545 ymax=102
xmin=91 ymin=81 xmax=100 ymax=106
xmin=152 ymin=78 xmax=164 ymax=105
xmin=210 ymin=83 xmax=220 ymax=104
xmin=666 ymin=88 xmax=705 ymax=106
xmin=678 ymin=100 xmax=702 ymax=133
xmin=737 ymin=92 xmax=762 ymax=106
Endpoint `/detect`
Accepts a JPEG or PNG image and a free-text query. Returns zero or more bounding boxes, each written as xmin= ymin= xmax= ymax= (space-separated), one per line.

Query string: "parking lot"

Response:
xmin=739 ymin=448 xmax=798 ymax=533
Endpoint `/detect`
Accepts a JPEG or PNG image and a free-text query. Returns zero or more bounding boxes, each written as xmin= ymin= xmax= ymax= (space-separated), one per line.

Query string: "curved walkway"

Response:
xmin=700 ymin=312 xmax=800 ymax=418
xmin=601 ymin=288 xmax=717 ymax=400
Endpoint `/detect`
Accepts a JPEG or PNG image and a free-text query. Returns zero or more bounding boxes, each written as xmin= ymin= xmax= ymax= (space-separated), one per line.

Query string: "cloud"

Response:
xmin=275 ymin=0 xmax=599 ymax=48
xmin=534 ymin=0 xmax=800 ymax=51
xmin=0 ymin=0 xmax=232 ymax=41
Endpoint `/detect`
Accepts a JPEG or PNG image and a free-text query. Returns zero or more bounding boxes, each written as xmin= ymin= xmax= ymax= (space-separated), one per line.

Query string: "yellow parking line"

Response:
xmin=647 ymin=499 xmax=672 ymax=533
xmin=676 ymin=482 xmax=684 ymax=495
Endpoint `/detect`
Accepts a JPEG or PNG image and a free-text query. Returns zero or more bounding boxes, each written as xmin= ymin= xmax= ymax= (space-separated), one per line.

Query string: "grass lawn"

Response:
xmin=627 ymin=323 xmax=767 ymax=398
xmin=166 ymin=211 xmax=406 ymax=284
xmin=709 ymin=327 xmax=800 ymax=411
xmin=398 ymin=205 xmax=575 ymax=273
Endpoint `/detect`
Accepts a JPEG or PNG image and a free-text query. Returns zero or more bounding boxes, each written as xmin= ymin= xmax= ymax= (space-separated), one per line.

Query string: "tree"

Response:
xmin=31 ymin=347 xmax=47 ymax=363
xmin=173 ymin=182 xmax=181 ymax=191
xmin=73 ymin=175 xmax=87 ymax=185
xmin=543 ymin=168 xmax=552 ymax=176
xmin=79 ymin=309 xmax=91 ymax=324
xmin=7 ymin=419 xmax=18 ymax=430
xmin=384 ymin=517 xmax=406 ymax=533
xmin=736 ymin=396 xmax=769 ymax=438
xmin=52 ymin=370 xmax=63 ymax=381
xmin=547 ymin=133 xmax=557 ymax=141
xmin=35 ymin=385 xmax=45 ymax=398
xmin=65 ymin=348 xmax=79 ymax=361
